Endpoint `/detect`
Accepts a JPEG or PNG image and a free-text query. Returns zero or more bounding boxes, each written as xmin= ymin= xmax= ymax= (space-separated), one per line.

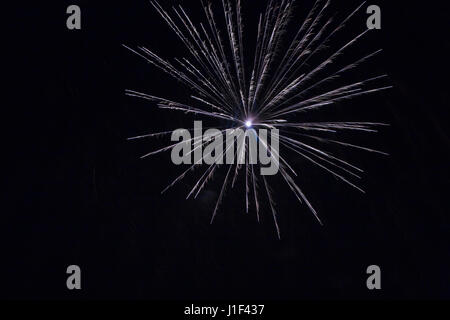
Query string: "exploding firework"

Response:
xmin=125 ymin=0 xmax=391 ymax=238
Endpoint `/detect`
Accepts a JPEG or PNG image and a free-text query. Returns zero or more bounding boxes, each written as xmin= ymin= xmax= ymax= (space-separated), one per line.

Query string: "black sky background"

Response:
xmin=5 ymin=0 xmax=450 ymax=300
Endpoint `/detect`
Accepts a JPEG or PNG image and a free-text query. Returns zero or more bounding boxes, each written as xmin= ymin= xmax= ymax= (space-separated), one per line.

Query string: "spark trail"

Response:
xmin=125 ymin=0 xmax=391 ymax=238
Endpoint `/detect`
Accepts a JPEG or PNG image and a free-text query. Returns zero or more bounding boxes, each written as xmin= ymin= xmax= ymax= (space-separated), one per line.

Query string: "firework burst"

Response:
xmin=125 ymin=0 xmax=391 ymax=238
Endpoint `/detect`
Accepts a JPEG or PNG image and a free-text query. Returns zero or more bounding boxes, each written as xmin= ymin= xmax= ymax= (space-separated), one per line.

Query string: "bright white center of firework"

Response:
xmin=245 ymin=120 xmax=253 ymax=128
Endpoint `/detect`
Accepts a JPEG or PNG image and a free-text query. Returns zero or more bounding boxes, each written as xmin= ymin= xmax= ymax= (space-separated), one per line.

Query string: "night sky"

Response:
xmin=5 ymin=0 xmax=450 ymax=300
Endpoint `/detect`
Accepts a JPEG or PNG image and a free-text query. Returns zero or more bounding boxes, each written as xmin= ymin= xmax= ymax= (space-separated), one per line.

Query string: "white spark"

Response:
xmin=125 ymin=0 xmax=390 ymax=238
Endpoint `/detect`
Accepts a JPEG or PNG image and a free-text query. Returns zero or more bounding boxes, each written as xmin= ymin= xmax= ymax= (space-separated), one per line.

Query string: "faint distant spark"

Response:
xmin=125 ymin=0 xmax=391 ymax=238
